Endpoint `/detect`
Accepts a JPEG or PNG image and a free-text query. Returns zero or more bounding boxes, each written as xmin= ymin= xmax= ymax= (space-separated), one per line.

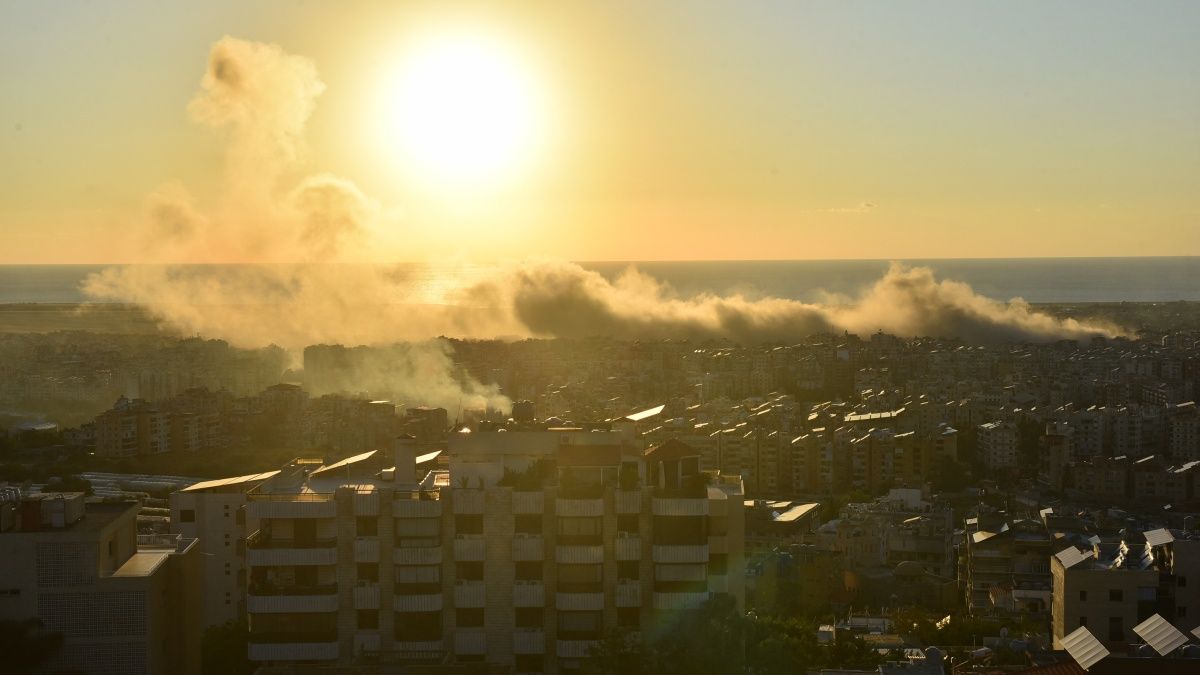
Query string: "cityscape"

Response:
xmin=2 ymin=2 xmax=1200 ymax=675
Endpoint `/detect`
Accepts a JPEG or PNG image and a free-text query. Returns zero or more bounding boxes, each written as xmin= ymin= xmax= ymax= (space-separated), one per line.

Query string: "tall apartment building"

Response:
xmin=0 ymin=492 xmax=200 ymax=675
xmin=170 ymin=470 xmax=279 ymax=628
xmin=978 ymin=421 xmax=1019 ymax=471
xmin=218 ymin=422 xmax=744 ymax=673
xmin=1051 ymin=530 xmax=1200 ymax=648
xmin=962 ymin=517 xmax=1053 ymax=615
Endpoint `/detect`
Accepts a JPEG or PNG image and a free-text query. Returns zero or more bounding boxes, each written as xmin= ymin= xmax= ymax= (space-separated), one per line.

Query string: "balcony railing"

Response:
xmin=513 ymin=581 xmax=545 ymax=607
xmin=248 ymin=631 xmax=339 ymax=644
xmin=248 ymin=582 xmax=337 ymax=596
xmin=246 ymin=531 xmax=337 ymax=550
xmin=248 ymin=641 xmax=338 ymax=662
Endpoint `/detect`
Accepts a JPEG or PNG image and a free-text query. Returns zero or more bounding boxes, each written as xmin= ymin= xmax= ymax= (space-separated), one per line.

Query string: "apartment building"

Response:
xmin=962 ymin=517 xmax=1053 ymax=615
xmin=170 ymin=470 xmax=279 ymax=628
xmin=1051 ymin=529 xmax=1200 ymax=648
xmin=0 ymin=492 xmax=200 ymax=675
xmin=225 ymin=423 xmax=744 ymax=673
xmin=978 ymin=421 xmax=1019 ymax=471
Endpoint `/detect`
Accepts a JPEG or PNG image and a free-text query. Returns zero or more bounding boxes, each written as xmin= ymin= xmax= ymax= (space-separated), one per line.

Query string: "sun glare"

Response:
xmin=379 ymin=30 xmax=545 ymax=189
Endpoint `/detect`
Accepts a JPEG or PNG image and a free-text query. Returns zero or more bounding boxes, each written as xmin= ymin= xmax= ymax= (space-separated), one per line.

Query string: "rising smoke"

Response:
xmin=85 ymin=37 xmax=1122 ymax=410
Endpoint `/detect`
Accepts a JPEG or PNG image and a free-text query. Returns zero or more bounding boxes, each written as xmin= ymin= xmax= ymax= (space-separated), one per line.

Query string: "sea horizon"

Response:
xmin=2 ymin=257 xmax=1198 ymax=305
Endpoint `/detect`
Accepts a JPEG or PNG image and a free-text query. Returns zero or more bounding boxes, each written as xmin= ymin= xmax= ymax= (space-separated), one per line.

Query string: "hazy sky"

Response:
xmin=2 ymin=0 xmax=1198 ymax=263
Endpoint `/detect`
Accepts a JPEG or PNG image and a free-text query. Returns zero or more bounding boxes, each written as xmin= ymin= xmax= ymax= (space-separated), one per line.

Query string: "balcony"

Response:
xmin=653 ymin=544 xmax=709 ymax=564
xmin=512 ymin=491 xmax=544 ymax=514
xmin=394 ymin=640 xmax=445 ymax=658
xmin=616 ymin=581 xmax=641 ymax=607
xmin=513 ymin=629 xmax=546 ymax=654
xmin=556 ymin=592 xmax=604 ymax=611
xmin=556 ymin=497 xmax=604 ymax=517
xmin=453 ymin=490 xmax=486 ymax=514
xmin=353 ymin=491 xmax=380 ymax=516
xmin=556 ymin=544 xmax=604 ymax=564
xmin=393 ymin=546 xmax=442 ymax=565
xmin=615 ymin=490 xmax=642 ymax=514
xmin=653 ymin=591 xmax=709 ymax=611
xmin=354 ymin=537 xmax=380 ymax=563
xmin=454 ymin=582 xmax=486 ymax=608
xmin=652 ymin=497 xmax=708 ymax=517
xmin=354 ymin=583 xmax=380 ymax=610
xmin=556 ymin=639 xmax=600 ymax=658
xmin=245 ymin=532 xmax=337 ymax=567
xmin=393 ymin=498 xmax=442 ymax=518
xmin=454 ymin=630 xmax=487 ymax=655
xmin=248 ymin=641 xmax=338 ymax=661
xmin=353 ymin=632 xmax=381 ymax=656
xmin=454 ymin=536 xmax=486 ymax=561
xmin=615 ymin=535 xmax=641 ymax=561
xmin=247 ymin=586 xmax=339 ymax=614
xmin=513 ymin=581 xmax=545 ymax=607
xmin=512 ymin=535 xmax=545 ymax=561
xmin=394 ymin=593 xmax=444 ymax=612
xmin=246 ymin=496 xmax=336 ymax=519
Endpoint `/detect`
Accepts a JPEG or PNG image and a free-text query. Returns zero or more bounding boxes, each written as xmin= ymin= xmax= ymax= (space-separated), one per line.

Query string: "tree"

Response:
xmin=201 ymin=620 xmax=253 ymax=675
xmin=584 ymin=628 xmax=654 ymax=675
xmin=0 ymin=618 xmax=63 ymax=673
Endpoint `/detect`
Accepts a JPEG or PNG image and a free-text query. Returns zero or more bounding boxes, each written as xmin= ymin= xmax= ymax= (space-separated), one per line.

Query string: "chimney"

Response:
xmin=395 ymin=435 xmax=418 ymax=484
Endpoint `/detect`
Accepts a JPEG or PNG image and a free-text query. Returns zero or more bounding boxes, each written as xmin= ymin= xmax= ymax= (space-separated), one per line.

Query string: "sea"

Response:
xmin=0 ymin=258 xmax=1198 ymax=305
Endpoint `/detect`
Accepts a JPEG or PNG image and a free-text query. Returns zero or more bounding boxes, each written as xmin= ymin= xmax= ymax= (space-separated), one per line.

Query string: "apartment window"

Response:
xmin=357 ymin=563 xmax=378 ymax=583
xmin=558 ymin=611 xmax=602 ymax=640
xmin=617 ymin=514 xmax=639 ymax=533
xmin=457 ymin=608 xmax=484 ymax=628
xmin=1109 ymin=589 xmax=1123 ymax=602
xmin=456 ymin=514 xmax=483 ymax=535
xmin=356 ymin=516 xmax=377 ymax=537
xmin=515 ymin=561 xmax=543 ymax=581
xmin=558 ymin=516 xmax=602 ymax=544
xmin=618 ymin=560 xmax=640 ymax=581
xmin=618 ymin=607 xmax=640 ymax=628
xmin=558 ymin=564 xmax=602 ymax=592
xmin=709 ymin=553 xmax=728 ymax=575
xmin=1107 ymin=617 xmax=1123 ymax=642
xmin=457 ymin=561 xmax=484 ymax=581
xmin=357 ymin=609 xmax=378 ymax=630
xmin=653 ymin=515 xmax=706 ymax=544
xmin=515 ymin=607 xmax=543 ymax=628
xmin=179 ymin=509 xmax=195 ymax=523
xmin=708 ymin=516 xmax=728 ymax=536
xmin=1079 ymin=591 xmax=1088 ymax=602
xmin=514 ymin=655 xmax=544 ymax=673
xmin=395 ymin=611 xmax=442 ymax=641
xmin=515 ymin=515 xmax=542 ymax=534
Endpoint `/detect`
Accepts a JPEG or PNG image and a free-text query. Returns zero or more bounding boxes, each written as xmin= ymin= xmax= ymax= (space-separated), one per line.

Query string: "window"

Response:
xmin=356 ymin=516 xmax=377 ymax=537
xmin=709 ymin=553 xmax=728 ymax=575
xmin=515 ymin=607 xmax=543 ymax=628
xmin=515 ymin=515 xmax=542 ymax=534
xmin=515 ymin=561 xmax=542 ymax=581
xmin=1179 ymin=577 xmax=1188 ymax=588
xmin=1079 ymin=591 xmax=1088 ymax=601
xmin=1109 ymin=589 xmax=1123 ymax=602
xmin=618 ymin=607 xmax=640 ymax=628
xmin=357 ymin=563 xmax=378 ymax=583
xmin=558 ymin=516 xmax=602 ymax=543
xmin=514 ymin=655 xmax=544 ymax=673
xmin=618 ymin=560 xmax=639 ymax=581
xmin=456 ymin=514 xmax=483 ymax=535
xmin=558 ymin=564 xmax=602 ymax=590
xmin=1107 ymin=616 xmax=1123 ymax=642
xmin=179 ymin=509 xmax=195 ymax=523
xmin=357 ymin=609 xmax=378 ymax=629
xmin=653 ymin=515 xmax=706 ymax=544
xmin=395 ymin=611 xmax=442 ymax=641
xmin=617 ymin=514 xmax=639 ymax=533
xmin=558 ymin=611 xmax=603 ymax=639
xmin=457 ymin=608 xmax=484 ymax=627
xmin=457 ymin=561 xmax=484 ymax=581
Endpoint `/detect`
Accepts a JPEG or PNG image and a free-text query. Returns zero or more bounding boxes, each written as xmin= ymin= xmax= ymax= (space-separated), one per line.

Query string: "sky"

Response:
xmin=1 ymin=0 xmax=1198 ymax=263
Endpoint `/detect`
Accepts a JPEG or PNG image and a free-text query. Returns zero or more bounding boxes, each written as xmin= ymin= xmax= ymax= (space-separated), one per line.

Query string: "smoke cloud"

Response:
xmin=84 ymin=37 xmax=1123 ymax=416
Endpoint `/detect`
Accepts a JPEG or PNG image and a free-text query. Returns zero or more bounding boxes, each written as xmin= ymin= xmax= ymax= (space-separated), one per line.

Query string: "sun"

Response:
xmin=379 ymin=30 xmax=545 ymax=189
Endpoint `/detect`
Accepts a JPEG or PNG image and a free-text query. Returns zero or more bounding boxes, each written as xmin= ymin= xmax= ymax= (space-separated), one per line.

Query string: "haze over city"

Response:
xmin=1 ymin=3 xmax=1199 ymax=675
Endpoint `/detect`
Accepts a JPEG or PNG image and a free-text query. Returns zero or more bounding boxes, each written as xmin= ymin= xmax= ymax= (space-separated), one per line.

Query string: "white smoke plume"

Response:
xmin=84 ymin=37 xmax=1123 ymax=415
